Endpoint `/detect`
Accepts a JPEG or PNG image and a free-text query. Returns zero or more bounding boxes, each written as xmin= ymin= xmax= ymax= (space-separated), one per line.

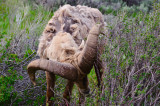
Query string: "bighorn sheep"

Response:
xmin=27 ymin=5 xmax=105 ymax=105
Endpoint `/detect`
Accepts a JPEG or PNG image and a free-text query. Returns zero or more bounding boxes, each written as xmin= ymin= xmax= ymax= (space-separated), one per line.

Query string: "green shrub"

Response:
xmin=102 ymin=2 xmax=160 ymax=105
xmin=0 ymin=0 xmax=52 ymax=105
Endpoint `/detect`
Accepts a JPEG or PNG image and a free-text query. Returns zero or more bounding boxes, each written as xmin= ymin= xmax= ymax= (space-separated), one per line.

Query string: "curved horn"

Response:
xmin=27 ymin=59 xmax=78 ymax=85
xmin=78 ymin=24 xmax=101 ymax=74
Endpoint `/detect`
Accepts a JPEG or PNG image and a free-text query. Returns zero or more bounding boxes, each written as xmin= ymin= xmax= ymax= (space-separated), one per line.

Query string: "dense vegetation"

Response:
xmin=0 ymin=0 xmax=159 ymax=105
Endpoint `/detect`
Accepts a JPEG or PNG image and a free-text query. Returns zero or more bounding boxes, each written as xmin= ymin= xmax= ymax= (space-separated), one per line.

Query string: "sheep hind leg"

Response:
xmin=94 ymin=57 xmax=104 ymax=89
xmin=78 ymin=90 xmax=85 ymax=105
xmin=46 ymin=72 xmax=56 ymax=106
xmin=63 ymin=80 xmax=74 ymax=105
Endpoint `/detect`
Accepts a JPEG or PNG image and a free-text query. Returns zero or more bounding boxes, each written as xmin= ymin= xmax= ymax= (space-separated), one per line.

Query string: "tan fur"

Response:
xmin=28 ymin=24 xmax=102 ymax=105
xmin=37 ymin=4 xmax=104 ymax=59
xmin=41 ymin=31 xmax=85 ymax=105
xmin=33 ymin=5 xmax=105 ymax=105
xmin=45 ymin=31 xmax=84 ymax=62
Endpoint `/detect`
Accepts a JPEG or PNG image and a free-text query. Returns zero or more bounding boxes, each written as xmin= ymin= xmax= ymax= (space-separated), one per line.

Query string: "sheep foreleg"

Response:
xmin=46 ymin=72 xmax=56 ymax=106
xmin=63 ymin=80 xmax=74 ymax=103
